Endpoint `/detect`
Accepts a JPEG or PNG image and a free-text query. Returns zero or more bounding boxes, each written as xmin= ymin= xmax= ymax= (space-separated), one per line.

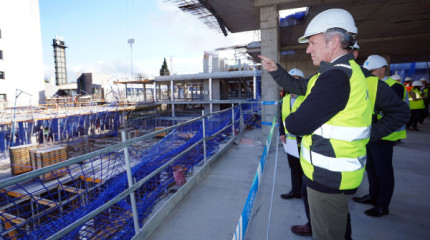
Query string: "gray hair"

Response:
xmin=323 ymin=28 xmax=354 ymax=49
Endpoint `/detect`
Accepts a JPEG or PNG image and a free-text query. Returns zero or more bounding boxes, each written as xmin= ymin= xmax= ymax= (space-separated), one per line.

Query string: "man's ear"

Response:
xmin=329 ymin=35 xmax=340 ymax=50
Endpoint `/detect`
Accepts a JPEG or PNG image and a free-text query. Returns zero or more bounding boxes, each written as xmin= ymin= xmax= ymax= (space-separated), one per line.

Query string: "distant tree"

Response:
xmin=159 ymin=58 xmax=170 ymax=76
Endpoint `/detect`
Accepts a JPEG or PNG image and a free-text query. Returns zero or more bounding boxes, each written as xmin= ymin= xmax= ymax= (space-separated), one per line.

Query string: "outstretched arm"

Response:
xmin=258 ymin=55 xmax=309 ymax=95
xmin=259 ymin=55 xmax=278 ymax=72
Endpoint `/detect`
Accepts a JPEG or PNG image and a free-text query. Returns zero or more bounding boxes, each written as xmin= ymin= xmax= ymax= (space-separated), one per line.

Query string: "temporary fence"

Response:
xmin=0 ymin=104 xmax=249 ymax=240
xmin=232 ymin=113 xmax=277 ymax=240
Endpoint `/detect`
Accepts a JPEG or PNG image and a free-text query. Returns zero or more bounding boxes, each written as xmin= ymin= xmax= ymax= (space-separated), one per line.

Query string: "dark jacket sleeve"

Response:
xmin=370 ymin=80 xmax=411 ymax=141
xmin=284 ymin=69 xmax=350 ymax=136
xmin=390 ymin=83 xmax=405 ymax=99
xmin=269 ymin=64 xmax=309 ymax=95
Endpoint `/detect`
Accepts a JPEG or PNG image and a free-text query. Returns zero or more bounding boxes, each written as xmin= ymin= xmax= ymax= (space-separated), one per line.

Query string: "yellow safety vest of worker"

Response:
xmin=423 ymin=88 xmax=429 ymax=99
xmin=300 ymin=60 xmax=372 ymax=190
xmin=378 ymin=77 xmax=408 ymax=141
xmin=409 ymin=88 xmax=425 ymax=109
xmin=281 ymin=94 xmax=305 ymax=146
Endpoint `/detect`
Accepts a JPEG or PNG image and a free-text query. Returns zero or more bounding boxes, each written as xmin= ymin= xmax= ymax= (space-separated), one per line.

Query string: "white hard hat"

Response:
xmin=391 ymin=74 xmax=401 ymax=81
xmin=363 ymin=55 xmax=388 ymax=71
xmin=412 ymin=81 xmax=424 ymax=87
xmin=288 ymin=68 xmax=305 ymax=78
xmin=350 ymin=41 xmax=360 ymax=50
xmin=405 ymin=76 xmax=413 ymax=82
xmin=420 ymin=77 xmax=429 ymax=83
xmin=298 ymin=9 xmax=358 ymax=43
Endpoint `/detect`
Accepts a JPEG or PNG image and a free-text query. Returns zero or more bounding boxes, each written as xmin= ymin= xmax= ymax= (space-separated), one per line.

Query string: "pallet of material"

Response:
xmin=154 ymin=126 xmax=168 ymax=138
xmin=9 ymin=143 xmax=38 ymax=176
xmin=30 ymin=145 xmax=68 ymax=181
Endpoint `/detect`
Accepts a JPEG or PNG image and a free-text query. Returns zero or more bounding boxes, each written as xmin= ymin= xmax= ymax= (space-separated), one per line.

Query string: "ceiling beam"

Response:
xmin=254 ymin=0 xmax=345 ymax=9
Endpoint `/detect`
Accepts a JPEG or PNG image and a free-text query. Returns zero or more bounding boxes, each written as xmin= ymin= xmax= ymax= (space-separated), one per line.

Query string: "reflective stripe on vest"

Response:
xmin=313 ymin=124 xmax=370 ymax=142
xmin=301 ymin=147 xmax=366 ymax=172
xmin=300 ymin=60 xmax=371 ymax=190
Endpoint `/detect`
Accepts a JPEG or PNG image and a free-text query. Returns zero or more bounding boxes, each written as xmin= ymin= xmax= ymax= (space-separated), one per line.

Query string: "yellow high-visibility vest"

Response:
xmin=300 ymin=60 xmax=372 ymax=190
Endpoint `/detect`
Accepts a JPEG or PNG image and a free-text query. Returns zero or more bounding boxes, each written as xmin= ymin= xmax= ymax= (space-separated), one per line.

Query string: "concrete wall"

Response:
xmin=0 ymin=0 xmax=45 ymax=107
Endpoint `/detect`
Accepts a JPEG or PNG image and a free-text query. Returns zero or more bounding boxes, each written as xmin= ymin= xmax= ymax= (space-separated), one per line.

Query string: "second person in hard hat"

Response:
xmin=353 ymin=54 xmax=410 ymax=217
xmin=279 ymin=68 xmax=305 ymax=200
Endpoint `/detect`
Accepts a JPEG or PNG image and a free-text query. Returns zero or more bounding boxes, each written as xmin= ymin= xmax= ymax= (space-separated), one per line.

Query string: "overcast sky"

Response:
xmin=39 ymin=0 xmax=258 ymax=82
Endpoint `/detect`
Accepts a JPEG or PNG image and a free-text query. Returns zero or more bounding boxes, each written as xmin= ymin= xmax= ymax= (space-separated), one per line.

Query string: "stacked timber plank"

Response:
xmin=9 ymin=143 xmax=38 ymax=175
xmin=154 ymin=126 xmax=168 ymax=137
xmin=30 ymin=145 xmax=68 ymax=181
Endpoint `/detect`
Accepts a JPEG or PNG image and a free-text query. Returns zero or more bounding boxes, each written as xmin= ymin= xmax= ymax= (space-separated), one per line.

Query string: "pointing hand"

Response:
xmin=258 ymin=55 xmax=278 ymax=72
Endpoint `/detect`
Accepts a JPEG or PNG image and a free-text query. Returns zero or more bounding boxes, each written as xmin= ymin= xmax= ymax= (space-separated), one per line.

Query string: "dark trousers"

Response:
xmin=366 ymin=140 xmax=395 ymax=208
xmin=287 ymin=154 xmax=302 ymax=194
xmin=302 ymin=179 xmax=352 ymax=240
xmin=407 ymin=109 xmax=423 ymax=129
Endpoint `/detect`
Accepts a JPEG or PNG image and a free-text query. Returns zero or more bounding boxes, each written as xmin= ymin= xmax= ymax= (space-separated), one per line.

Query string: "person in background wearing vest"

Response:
xmin=419 ymin=77 xmax=429 ymax=120
xmin=407 ymin=81 xmax=426 ymax=130
xmin=404 ymin=76 xmax=413 ymax=92
xmin=352 ymin=55 xmax=410 ymax=217
xmin=260 ymin=9 xmax=372 ymax=240
xmin=279 ymin=68 xmax=306 ymax=200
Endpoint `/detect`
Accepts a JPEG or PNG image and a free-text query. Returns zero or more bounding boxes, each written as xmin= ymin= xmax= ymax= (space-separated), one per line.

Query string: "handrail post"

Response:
xmin=231 ymin=104 xmax=235 ymax=139
xmin=202 ymin=110 xmax=207 ymax=163
xmin=121 ymin=131 xmax=140 ymax=234
xmin=239 ymin=103 xmax=244 ymax=131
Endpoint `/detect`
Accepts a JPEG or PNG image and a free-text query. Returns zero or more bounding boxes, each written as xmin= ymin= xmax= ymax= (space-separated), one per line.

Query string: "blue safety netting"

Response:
xmin=0 ymin=110 xmax=127 ymax=159
xmin=0 ymin=106 xmax=244 ymax=240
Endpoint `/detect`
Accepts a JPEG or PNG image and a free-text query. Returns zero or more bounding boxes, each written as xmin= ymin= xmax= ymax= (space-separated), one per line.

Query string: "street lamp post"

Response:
xmin=11 ymin=89 xmax=32 ymax=146
xmin=128 ymin=39 xmax=135 ymax=80
xmin=127 ymin=39 xmax=135 ymax=101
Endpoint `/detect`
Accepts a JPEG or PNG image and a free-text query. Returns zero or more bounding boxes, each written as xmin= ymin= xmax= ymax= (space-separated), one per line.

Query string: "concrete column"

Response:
xmin=260 ymin=5 xmax=280 ymax=142
xmin=170 ymin=80 xmax=174 ymax=101
xmin=143 ymin=84 xmax=146 ymax=101
xmin=253 ymin=76 xmax=257 ymax=99
xmin=209 ymin=78 xmax=213 ymax=101
xmin=153 ymin=82 xmax=157 ymax=102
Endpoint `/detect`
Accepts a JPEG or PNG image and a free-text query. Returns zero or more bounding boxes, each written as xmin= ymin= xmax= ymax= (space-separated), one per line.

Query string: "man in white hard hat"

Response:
xmin=352 ymin=55 xmax=410 ymax=218
xmin=279 ymin=68 xmax=305 ymax=201
xmin=282 ymin=43 xmax=409 ymax=234
xmin=259 ymin=8 xmax=371 ymax=240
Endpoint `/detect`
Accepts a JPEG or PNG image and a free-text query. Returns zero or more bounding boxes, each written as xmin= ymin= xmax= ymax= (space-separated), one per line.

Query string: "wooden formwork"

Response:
xmin=9 ymin=143 xmax=39 ymax=176
xmin=30 ymin=145 xmax=68 ymax=181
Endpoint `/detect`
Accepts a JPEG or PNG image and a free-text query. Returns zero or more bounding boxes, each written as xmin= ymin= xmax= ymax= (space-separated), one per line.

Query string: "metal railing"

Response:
xmin=0 ymin=105 xmax=244 ymax=240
